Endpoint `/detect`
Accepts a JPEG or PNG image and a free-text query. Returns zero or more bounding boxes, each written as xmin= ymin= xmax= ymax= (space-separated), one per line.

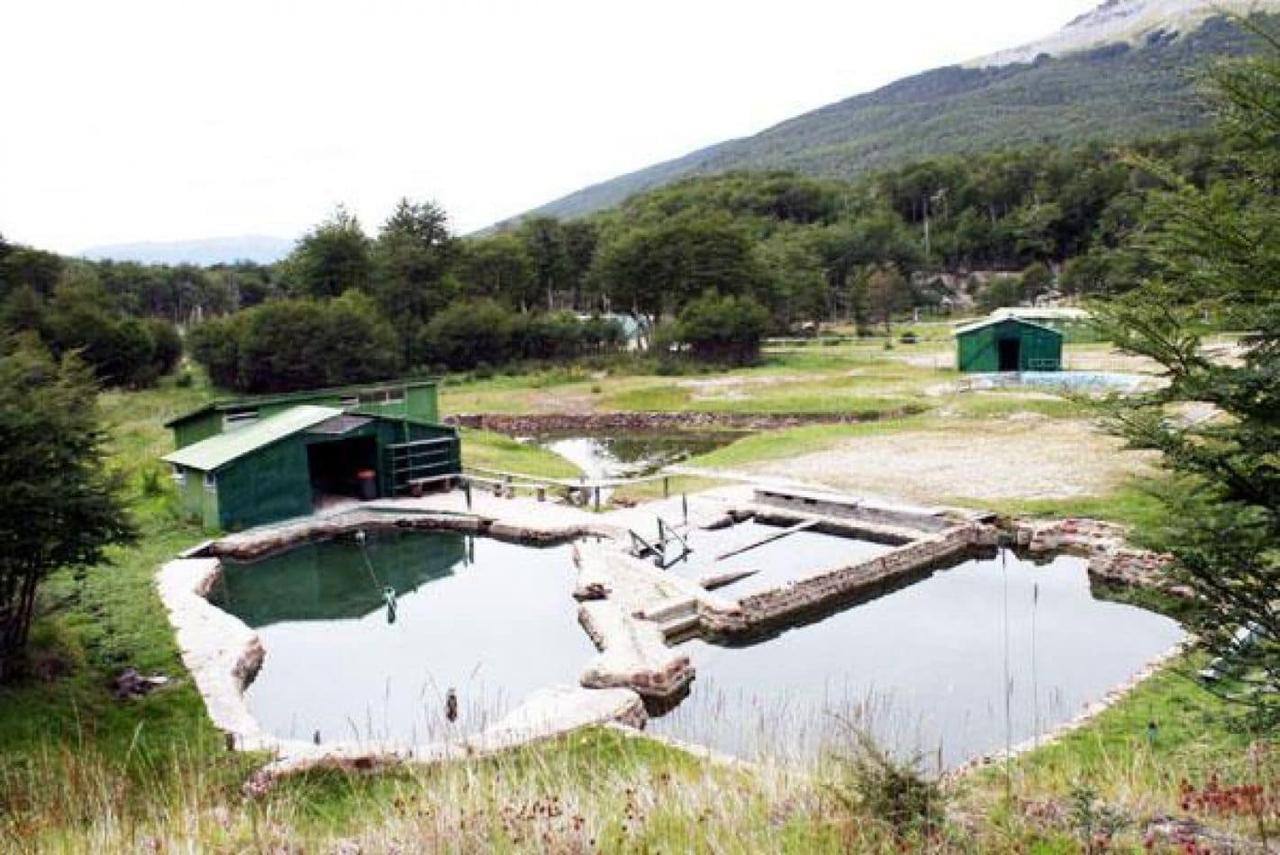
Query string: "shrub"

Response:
xmin=420 ymin=299 xmax=515 ymax=370
xmin=188 ymin=294 xmax=401 ymax=393
xmin=825 ymin=729 xmax=947 ymax=839
xmin=669 ymin=290 xmax=769 ymax=365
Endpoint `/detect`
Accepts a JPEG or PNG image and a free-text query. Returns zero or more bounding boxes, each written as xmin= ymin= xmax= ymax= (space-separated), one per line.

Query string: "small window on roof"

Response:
xmin=223 ymin=407 xmax=259 ymax=430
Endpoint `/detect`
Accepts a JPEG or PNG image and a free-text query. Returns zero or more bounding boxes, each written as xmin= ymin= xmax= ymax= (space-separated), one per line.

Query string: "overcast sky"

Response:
xmin=1 ymin=0 xmax=1100 ymax=254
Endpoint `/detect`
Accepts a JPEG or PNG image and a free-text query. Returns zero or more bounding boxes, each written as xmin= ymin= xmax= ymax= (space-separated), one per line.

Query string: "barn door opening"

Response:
xmin=307 ymin=437 xmax=378 ymax=509
xmin=998 ymin=338 xmax=1021 ymax=372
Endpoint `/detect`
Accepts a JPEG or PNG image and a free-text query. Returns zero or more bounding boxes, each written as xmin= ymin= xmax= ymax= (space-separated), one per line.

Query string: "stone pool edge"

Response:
xmin=156 ymin=507 xmax=658 ymax=789
xmin=156 ymin=491 xmax=1186 ymax=785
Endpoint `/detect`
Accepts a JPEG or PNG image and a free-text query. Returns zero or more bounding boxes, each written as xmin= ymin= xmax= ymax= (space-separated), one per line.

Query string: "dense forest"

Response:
xmin=521 ymin=11 xmax=1275 ymax=221
xmin=0 ymin=128 xmax=1250 ymax=391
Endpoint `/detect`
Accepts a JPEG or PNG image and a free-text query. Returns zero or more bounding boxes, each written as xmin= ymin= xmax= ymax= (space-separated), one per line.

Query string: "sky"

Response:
xmin=1 ymin=0 xmax=1101 ymax=254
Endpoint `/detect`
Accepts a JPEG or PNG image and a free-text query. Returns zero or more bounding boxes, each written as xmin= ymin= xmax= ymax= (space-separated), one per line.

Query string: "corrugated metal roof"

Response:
xmin=162 ymin=377 xmax=440 ymax=428
xmin=953 ymin=315 xmax=1063 ymax=337
xmin=163 ymin=405 xmax=342 ymax=472
xmin=309 ymin=415 xmax=372 ymax=435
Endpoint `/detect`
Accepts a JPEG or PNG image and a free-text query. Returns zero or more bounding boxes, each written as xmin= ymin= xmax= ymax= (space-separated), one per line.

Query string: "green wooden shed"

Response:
xmin=164 ymin=378 xmax=442 ymax=450
xmin=163 ymin=404 xmax=460 ymax=531
xmin=954 ymin=316 xmax=1064 ymax=373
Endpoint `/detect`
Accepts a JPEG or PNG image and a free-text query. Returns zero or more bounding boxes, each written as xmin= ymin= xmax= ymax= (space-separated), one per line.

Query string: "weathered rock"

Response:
xmin=110 ymin=668 xmax=170 ymax=700
xmin=579 ymin=601 xmax=694 ymax=698
xmin=699 ymin=524 xmax=982 ymax=635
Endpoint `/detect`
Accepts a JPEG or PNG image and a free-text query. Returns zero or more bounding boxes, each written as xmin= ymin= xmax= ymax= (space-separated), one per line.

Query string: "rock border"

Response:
xmin=158 ymin=488 xmax=1185 ymax=783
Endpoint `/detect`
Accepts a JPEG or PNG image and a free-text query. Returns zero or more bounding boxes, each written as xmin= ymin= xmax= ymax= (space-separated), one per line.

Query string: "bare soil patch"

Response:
xmin=745 ymin=417 xmax=1153 ymax=504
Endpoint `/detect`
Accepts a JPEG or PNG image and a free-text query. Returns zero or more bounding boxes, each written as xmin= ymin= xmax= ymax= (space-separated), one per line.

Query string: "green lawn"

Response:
xmin=1 ymin=358 xmax=1267 ymax=851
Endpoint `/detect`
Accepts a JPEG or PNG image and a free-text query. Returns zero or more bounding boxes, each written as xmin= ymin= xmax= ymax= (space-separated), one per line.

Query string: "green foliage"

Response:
xmin=187 ymin=293 xmax=400 ymax=393
xmin=370 ymin=198 xmax=457 ymax=363
xmin=37 ymin=270 xmax=182 ymax=388
xmin=528 ymin=14 xmax=1274 ymax=221
xmin=420 ymin=301 xmax=625 ymax=371
xmin=420 ymin=299 xmax=514 ymax=371
xmin=668 ymin=291 xmax=769 ymax=365
xmin=0 ymin=337 xmax=134 ymax=677
xmin=1096 ymin=23 xmax=1280 ymax=717
xmin=589 ymin=212 xmax=766 ymax=318
xmin=282 ymin=205 xmax=372 ymax=299
xmin=825 ymin=728 xmax=947 ymax=839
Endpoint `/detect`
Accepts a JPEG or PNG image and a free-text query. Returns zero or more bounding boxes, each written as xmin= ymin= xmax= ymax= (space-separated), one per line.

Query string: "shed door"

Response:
xmin=998 ymin=338 xmax=1021 ymax=372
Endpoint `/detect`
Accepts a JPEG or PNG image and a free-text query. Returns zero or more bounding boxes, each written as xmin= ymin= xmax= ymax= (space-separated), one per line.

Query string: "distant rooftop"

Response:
xmin=164 ymin=377 xmax=439 ymax=428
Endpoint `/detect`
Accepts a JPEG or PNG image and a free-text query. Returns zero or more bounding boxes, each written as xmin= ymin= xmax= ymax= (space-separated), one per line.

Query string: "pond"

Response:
xmin=210 ymin=531 xmax=595 ymax=745
xmin=642 ymin=518 xmax=898 ymax=599
xmin=967 ymin=371 xmax=1152 ymax=393
xmin=647 ymin=549 xmax=1185 ymax=769
xmin=534 ymin=430 xmax=745 ymax=481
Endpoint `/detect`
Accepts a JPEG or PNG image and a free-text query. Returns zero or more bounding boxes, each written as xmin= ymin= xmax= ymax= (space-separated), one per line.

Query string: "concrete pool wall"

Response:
xmin=155 ymin=485 xmax=1185 ymax=782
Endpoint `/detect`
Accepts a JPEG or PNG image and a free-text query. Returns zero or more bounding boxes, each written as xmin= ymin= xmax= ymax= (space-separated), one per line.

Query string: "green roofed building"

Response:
xmin=954 ymin=316 xmax=1064 ymax=373
xmin=162 ymin=380 xmax=459 ymax=531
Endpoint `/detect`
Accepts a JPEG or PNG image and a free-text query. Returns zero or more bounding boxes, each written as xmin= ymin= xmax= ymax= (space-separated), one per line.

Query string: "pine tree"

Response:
xmin=1098 ymin=20 xmax=1280 ymax=718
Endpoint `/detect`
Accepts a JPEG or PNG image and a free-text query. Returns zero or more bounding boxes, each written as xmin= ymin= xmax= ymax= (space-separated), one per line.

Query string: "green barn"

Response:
xmin=954 ymin=316 xmax=1064 ymax=373
xmin=163 ymin=381 xmax=460 ymax=531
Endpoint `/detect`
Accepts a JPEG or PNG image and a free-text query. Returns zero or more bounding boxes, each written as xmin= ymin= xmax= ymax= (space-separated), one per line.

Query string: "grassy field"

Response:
xmin=0 ymin=345 xmax=1271 ymax=851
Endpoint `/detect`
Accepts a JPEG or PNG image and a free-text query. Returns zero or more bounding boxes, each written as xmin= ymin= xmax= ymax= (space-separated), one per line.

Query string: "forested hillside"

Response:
xmin=0 ymin=126 xmax=1248 ymax=389
xmin=510 ymin=11 xmax=1273 ymax=223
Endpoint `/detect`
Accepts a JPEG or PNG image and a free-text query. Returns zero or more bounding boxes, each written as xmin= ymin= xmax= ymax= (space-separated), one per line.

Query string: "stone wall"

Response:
xmin=699 ymin=524 xmax=988 ymax=636
xmin=1015 ymin=517 xmax=1187 ymax=597
xmin=445 ymin=408 xmax=920 ymax=435
xmin=209 ymin=509 xmax=614 ymax=562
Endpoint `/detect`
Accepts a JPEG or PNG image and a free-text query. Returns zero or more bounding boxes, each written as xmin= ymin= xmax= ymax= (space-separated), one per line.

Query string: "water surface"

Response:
xmin=537 ymin=430 xmax=744 ymax=481
xmin=212 ymin=532 xmax=594 ymax=745
xmin=648 ymin=549 xmax=1183 ymax=768
xmin=645 ymin=519 xmax=896 ymax=599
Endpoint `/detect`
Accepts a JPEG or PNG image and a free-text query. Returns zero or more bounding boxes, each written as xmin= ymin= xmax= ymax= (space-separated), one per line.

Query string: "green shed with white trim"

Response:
xmin=954 ymin=316 xmax=1064 ymax=373
xmin=163 ymin=404 xmax=460 ymax=531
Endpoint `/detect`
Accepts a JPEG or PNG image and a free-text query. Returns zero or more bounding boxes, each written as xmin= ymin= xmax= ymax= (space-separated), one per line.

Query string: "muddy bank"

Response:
xmin=446 ymin=407 xmax=923 ymax=434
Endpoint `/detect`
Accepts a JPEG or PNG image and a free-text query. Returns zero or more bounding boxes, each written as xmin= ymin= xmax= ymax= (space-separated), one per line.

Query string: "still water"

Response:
xmin=211 ymin=531 xmax=594 ymax=745
xmin=536 ymin=431 xmax=743 ymax=481
xmin=644 ymin=519 xmax=897 ymax=599
xmin=648 ymin=549 xmax=1185 ymax=768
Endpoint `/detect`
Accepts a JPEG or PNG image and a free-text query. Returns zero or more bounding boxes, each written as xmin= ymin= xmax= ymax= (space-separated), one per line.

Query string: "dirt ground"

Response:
xmin=743 ymin=415 xmax=1153 ymax=505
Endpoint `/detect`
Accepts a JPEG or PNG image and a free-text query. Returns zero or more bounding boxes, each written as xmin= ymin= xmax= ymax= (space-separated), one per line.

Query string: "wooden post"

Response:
xmin=663 ymin=476 xmax=670 ymax=498
xmin=464 ymin=480 xmax=473 ymax=511
xmin=594 ymin=486 xmax=601 ymax=512
xmin=536 ymin=486 xmax=546 ymax=503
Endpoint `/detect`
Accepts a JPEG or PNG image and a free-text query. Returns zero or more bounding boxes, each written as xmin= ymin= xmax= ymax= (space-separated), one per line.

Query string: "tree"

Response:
xmin=283 ymin=205 xmax=372 ymax=299
xmin=591 ymin=214 xmax=765 ymax=319
xmin=1097 ymin=24 xmax=1280 ymax=718
xmin=670 ymin=291 xmax=769 ymax=365
xmin=457 ymin=234 xmax=535 ymax=305
xmin=757 ymin=227 xmax=828 ymax=330
xmin=866 ymin=265 xmax=910 ymax=335
xmin=0 ymin=337 xmax=133 ymax=678
xmin=372 ymin=198 xmax=457 ymax=363
xmin=561 ymin=220 xmax=600 ymax=309
xmin=518 ymin=217 xmax=569 ymax=311
xmin=977 ymin=275 xmax=1023 ymax=312
xmin=420 ymin=299 xmax=515 ymax=370
xmin=1019 ymin=261 xmax=1054 ymax=302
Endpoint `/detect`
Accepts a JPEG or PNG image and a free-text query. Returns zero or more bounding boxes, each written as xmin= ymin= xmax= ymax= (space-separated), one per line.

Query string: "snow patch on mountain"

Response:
xmin=967 ymin=0 xmax=1278 ymax=67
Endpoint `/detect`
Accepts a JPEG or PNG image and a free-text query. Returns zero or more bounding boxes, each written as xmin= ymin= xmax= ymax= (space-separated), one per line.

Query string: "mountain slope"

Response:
xmin=80 ymin=235 xmax=293 ymax=266
xmin=507 ymin=2 xmax=1276 ymax=226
